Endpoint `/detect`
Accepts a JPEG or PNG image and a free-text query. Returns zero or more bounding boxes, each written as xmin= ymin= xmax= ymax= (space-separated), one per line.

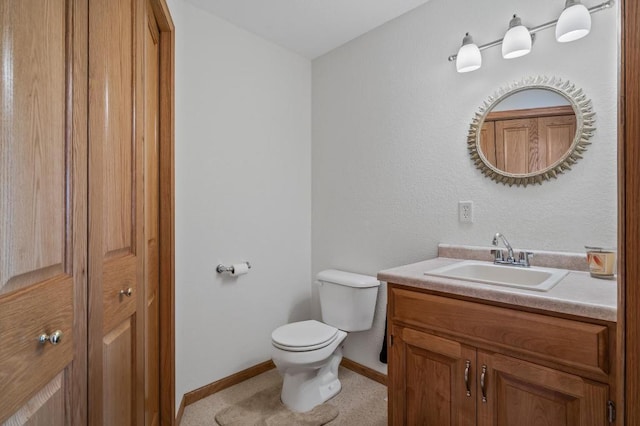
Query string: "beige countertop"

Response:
xmin=378 ymin=256 xmax=618 ymax=322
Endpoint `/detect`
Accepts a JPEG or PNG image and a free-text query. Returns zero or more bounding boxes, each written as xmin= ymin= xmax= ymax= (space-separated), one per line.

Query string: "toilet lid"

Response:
xmin=271 ymin=320 xmax=339 ymax=351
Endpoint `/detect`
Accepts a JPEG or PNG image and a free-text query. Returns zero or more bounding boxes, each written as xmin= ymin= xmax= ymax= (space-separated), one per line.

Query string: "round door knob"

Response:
xmin=119 ymin=288 xmax=133 ymax=297
xmin=39 ymin=330 xmax=63 ymax=345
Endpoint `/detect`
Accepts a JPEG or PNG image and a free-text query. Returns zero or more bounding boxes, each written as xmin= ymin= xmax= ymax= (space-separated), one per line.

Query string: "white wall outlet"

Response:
xmin=459 ymin=201 xmax=473 ymax=223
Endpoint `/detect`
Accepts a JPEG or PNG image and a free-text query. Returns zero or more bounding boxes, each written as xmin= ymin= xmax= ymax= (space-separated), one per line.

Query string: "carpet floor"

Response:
xmin=180 ymin=367 xmax=388 ymax=426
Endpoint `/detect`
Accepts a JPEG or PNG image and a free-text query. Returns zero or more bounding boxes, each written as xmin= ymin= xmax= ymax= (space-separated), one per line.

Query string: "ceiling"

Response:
xmin=186 ymin=0 xmax=431 ymax=59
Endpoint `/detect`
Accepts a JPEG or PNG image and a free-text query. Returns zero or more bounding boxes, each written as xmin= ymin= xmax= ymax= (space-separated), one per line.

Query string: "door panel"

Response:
xmin=89 ymin=0 xmax=145 ymax=423
xmin=495 ymin=118 xmax=538 ymax=174
xmin=391 ymin=326 xmax=476 ymax=426
xmin=538 ymin=115 xmax=577 ymax=168
xmin=99 ymin=0 xmax=134 ymax=258
xmin=477 ymin=351 xmax=609 ymax=426
xmin=0 ymin=0 xmax=66 ymax=296
xmin=0 ymin=0 xmax=87 ymax=423
xmin=103 ymin=256 xmax=138 ymax=333
xmin=480 ymin=122 xmax=497 ymax=168
xmin=0 ymin=279 xmax=74 ymax=417
xmin=103 ymin=319 xmax=135 ymax=425
xmin=3 ymin=372 xmax=65 ymax=426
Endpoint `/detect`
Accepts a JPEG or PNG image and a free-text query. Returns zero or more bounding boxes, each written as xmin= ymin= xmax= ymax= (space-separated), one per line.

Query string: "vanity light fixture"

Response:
xmin=456 ymin=33 xmax=482 ymax=73
xmin=556 ymin=0 xmax=592 ymax=42
xmin=448 ymin=0 xmax=614 ymax=73
xmin=502 ymin=14 xmax=532 ymax=59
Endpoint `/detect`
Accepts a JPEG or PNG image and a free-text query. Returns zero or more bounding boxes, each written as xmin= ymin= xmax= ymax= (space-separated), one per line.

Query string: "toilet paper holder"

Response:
xmin=216 ymin=261 xmax=251 ymax=274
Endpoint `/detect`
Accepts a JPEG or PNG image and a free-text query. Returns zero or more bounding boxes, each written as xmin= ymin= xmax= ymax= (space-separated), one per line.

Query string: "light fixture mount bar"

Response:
xmin=447 ymin=0 xmax=614 ymax=62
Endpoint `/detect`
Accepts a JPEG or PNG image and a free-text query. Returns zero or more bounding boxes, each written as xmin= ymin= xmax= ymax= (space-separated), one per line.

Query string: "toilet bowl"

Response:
xmin=271 ymin=270 xmax=380 ymax=412
xmin=272 ymin=320 xmax=348 ymax=412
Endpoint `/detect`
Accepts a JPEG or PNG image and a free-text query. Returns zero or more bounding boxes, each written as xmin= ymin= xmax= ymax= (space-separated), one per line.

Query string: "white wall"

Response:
xmin=174 ymin=1 xmax=312 ymax=410
xmin=312 ymin=0 xmax=618 ymax=374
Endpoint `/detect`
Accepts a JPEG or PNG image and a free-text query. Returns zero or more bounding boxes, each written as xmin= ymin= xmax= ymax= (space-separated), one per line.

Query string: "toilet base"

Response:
xmin=280 ymin=346 xmax=343 ymax=412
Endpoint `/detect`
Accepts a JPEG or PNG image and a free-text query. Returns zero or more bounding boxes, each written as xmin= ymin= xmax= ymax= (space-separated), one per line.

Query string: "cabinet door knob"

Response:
xmin=480 ymin=365 xmax=488 ymax=403
xmin=39 ymin=330 xmax=63 ymax=345
xmin=119 ymin=288 xmax=133 ymax=297
xmin=464 ymin=360 xmax=472 ymax=397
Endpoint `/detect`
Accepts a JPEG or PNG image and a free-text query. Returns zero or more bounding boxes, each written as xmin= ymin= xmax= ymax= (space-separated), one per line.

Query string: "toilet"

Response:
xmin=271 ymin=269 xmax=380 ymax=412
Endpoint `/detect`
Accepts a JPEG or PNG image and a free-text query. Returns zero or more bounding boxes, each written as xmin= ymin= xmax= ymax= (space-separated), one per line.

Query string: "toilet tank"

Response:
xmin=317 ymin=269 xmax=380 ymax=332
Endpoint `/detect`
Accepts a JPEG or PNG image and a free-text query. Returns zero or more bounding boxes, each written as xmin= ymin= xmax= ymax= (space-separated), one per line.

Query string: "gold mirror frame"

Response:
xmin=468 ymin=76 xmax=596 ymax=187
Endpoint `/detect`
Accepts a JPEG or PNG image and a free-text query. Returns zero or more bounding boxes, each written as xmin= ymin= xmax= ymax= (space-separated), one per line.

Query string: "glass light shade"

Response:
xmin=456 ymin=34 xmax=482 ymax=73
xmin=502 ymin=16 xmax=532 ymax=59
xmin=556 ymin=1 xmax=591 ymax=42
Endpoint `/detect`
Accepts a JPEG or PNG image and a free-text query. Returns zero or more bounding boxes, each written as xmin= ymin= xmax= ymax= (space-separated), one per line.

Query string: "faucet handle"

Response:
xmin=491 ymin=249 xmax=503 ymax=262
xmin=518 ymin=251 xmax=534 ymax=267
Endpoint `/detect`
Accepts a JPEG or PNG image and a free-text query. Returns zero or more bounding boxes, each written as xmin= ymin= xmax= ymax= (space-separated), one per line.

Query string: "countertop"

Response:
xmin=378 ymin=256 xmax=617 ymax=322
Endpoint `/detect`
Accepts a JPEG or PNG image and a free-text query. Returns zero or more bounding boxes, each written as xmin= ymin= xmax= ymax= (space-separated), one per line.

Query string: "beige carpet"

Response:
xmin=180 ymin=367 xmax=387 ymax=426
xmin=214 ymin=385 xmax=338 ymax=425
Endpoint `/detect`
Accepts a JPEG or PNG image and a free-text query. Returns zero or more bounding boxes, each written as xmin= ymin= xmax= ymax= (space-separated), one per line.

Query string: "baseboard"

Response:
xmin=175 ymin=395 xmax=186 ymax=425
xmin=341 ymin=357 xmax=388 ymax=386
xmin=176 ymin=356 xmax=385 ymax=420
xmin=182 ymin=360 xmax=276 ymax=407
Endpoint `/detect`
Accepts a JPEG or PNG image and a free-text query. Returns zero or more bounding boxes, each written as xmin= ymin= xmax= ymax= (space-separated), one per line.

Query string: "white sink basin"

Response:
xmin=424 ymin=260 xmax=569 ymax=292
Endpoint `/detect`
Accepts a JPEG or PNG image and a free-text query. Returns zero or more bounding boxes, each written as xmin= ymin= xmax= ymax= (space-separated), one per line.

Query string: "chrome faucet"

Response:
xmin=491 ymin=233 xmax=533 ymax=267
xmin=492 ymin=232 xmax=514 ymax=261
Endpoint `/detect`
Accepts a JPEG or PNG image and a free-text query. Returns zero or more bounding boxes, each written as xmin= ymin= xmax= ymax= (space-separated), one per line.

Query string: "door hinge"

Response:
xmin=390 ymin=335 xmax=394 ymax=346
xmin=608 ymin=400 xmax=616 ymax=423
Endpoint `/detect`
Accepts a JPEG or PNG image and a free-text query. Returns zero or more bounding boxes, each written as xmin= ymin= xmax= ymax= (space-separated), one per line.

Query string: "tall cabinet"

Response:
xmin=0 ymin=0 xmax=174 ymax=424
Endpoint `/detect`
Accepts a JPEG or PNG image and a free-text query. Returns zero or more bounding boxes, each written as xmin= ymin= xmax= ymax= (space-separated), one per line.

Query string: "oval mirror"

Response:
xmin=468 ymin=76 xmax=595 ymax=186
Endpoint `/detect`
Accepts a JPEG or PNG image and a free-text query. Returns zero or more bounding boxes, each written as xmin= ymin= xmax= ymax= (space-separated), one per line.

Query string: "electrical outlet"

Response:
xmin=459 ymin=201 xmax=473 ymax=223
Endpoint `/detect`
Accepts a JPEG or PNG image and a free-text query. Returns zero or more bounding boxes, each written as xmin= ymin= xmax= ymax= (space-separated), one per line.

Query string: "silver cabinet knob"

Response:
xmin=119 ymin=288 xmax=133 ymax=297
xmin=39 ymin=330 xmax=63 ymax=345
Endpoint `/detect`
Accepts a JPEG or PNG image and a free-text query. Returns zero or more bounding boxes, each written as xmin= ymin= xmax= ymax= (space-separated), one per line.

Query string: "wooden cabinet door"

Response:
xmin=477 ymin=351 xmax=609 ymax=426
xmin=494 ymin=118 xmax=538 ymax=174
xmin=389 ymin=325 xmax=476 ymax=426
xmin=0 ymin=0 xmax=87 ymax=424
xmin=88 ymin=0 xmax=146 ymax=424
xmin=480 ymin=122 xmax=498 ymax=168
xmin=538 ymin=115 xmax=577 ymax=168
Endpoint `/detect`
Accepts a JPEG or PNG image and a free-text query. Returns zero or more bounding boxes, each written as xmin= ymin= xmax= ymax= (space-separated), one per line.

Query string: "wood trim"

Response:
xmin=176 ymin=357 xmax=386 ymax=415
xmin=150 ymin=0 xmax=174 ymax=31
xmin=620 ymin=0 xmax=640 ymax=423
xmin=70 ymin=0 xmax=88 ymax=424
xmin=134 ymin=0 xmax=147 ymax=423
xmin=147 ymin=0 xmax=175 ymax=424
xmin=340 ymin=358 xmax=388 ymax=386
xmin=175 ymin=395 xmax=185 ymax=425
xmin=183 ymin=361 xmax=276 ymax=407
xmin=387 ymin=285 xmax=399 ymax=424
xmin=485 ymin=105 xmax=574 ymax=121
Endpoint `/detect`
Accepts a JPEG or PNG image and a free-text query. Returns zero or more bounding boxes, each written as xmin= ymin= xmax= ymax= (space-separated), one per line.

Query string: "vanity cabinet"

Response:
xmin=388 ymin=285 xmax=616 ymax=426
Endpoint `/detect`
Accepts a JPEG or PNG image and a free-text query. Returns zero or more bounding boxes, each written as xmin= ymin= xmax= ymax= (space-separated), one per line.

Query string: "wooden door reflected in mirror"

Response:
xmin=468 ymin=77 xmax=594 ymax=187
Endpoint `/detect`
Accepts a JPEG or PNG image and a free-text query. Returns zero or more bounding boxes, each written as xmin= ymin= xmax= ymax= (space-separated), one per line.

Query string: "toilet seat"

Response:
xmin=272 ymin=320 xmax=339 ymax=352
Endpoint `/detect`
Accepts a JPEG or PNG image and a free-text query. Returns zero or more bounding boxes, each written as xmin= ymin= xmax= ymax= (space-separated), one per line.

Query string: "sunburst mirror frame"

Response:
xmin=468 ymin=76 xmax=596 ymax=187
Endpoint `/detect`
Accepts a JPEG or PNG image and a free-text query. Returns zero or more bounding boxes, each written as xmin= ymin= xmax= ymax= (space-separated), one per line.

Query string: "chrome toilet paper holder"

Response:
xmin=216 ymin=261 xmax=251 ymax=274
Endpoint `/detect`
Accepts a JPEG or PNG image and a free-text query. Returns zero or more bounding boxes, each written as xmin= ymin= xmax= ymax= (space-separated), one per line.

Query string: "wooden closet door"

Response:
xmin=88 ymin=0 xmax=146 ymax=424
xmin=0 ymin=0 xmax=87 ymax=424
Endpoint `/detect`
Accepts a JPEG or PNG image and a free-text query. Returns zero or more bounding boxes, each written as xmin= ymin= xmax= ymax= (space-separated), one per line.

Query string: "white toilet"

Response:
xmin=271 ymin=269 xmax=380 ymax=412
